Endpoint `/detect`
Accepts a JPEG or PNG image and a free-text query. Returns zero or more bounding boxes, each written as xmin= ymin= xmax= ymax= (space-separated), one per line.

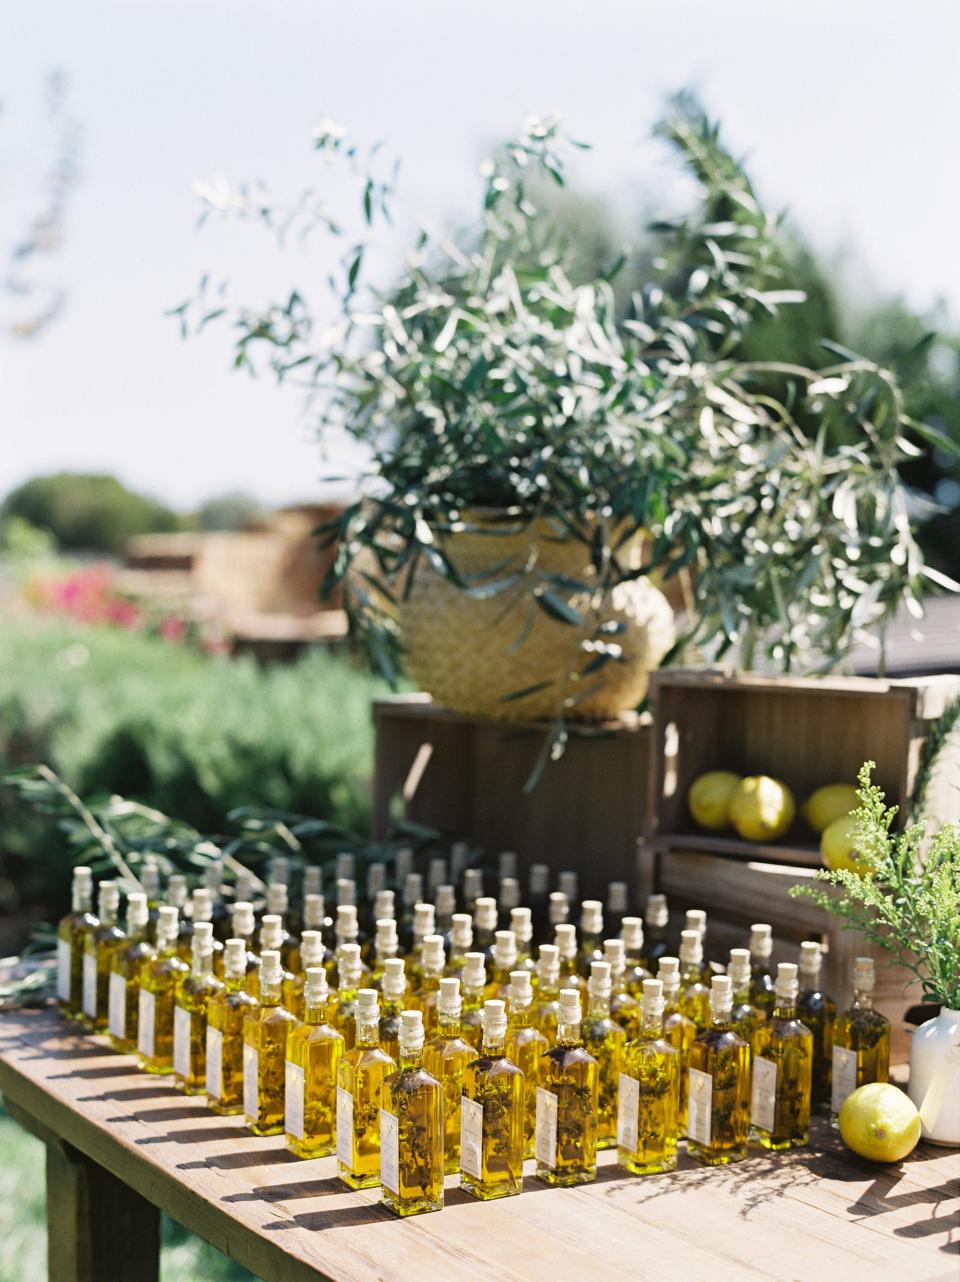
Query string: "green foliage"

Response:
xmin=0 ymin=618 xmax=388 ymax=915
xmin=0 ymin=515 xmax=57 ymax=560
xmin=1 ymin=473 xmax=185 ymax=554
xmin=178 ymin=95 xmax=951 ymax=694
xmin=790 ymin=762 xmax=960 ymax=1008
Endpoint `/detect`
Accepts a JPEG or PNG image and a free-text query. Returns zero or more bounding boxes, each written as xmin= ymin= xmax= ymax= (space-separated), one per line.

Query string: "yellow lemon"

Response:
xmin=802 ymin=783 xmax=859 ymax=834
xmin=688 ymin=771 xmax=743 ymax=831
xmin=839 ymin=1083 xmax=921 ymax=1162
xmin=729 ymin=775 xmax=796 ymax=842
xmin=821 ymin=814 xmax=871 ymax=875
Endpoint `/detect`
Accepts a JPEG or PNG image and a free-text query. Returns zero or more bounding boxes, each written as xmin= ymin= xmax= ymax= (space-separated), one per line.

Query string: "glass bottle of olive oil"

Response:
xmin=460 ymin=998 xmax=525 ymax=1201
xmin=285 ymin=966 xmax=343 ymax=1158
xmin=504 ymin=969 xmax=548 ymax=1158
xmin=424 ymin=977 xmax=475 ymax=1173
xmin=686 ymin=974 xmax=751 ymax=1166
xmin=751 ymin=962 xmax=813 ymax=1150
xmin=173 ymin=922 xmax=223 ymax=1094
xmin=604 ymin=939 xmax=640 ymax=1037
xmin=108 ymin=892 xmax=153 ymax=1052
xmin=415 ymin=934 xmax=446 ymax=1036
xmin=618 ymin=977 xmax=679 ymax=1174
xmin=380 ymin=1010 xmax=444 ymax=1217
xmin=459 ymin=951 xmax=487 ymax=1049
xmin=619 ymin=917 xmax=651 ymax=996
xmin=206 ymin=938 xmax=258 ymax=1114
xmin=82 ymin=881 xmax=124 ymax=1031
xmin=536 ymin=989 xmax=598 ymax=1186
xmin=728 ymin=947 xmax=767 ymax=1053
xmin=378 ymin=957 xmax=407 ymax=1061
xmin=57 ymin=865 xmax=96 ymax=1021
xmin=831 ymin=956 xmax=890 ymax=1118
xmin=581 ymin=960 xmax=626 ymax=1149
xmin=337 ymin=988 xmax=397 ymax=1189
xmin=532 ymin=943 xmax=561 ymax=1044
xmin=138 ymin=905 xmax=189 ymax=1073
xmin=242 ymin=949 xmax=298 ymax=1136
xmin=446 ymin=913 xmax=473 ymax=976
xmin=332 ymin=942 xmax=364 ymax=1050
xmin=658 ymin=956 xmax=697 ymax=1135
xmin=679 ymin=929 xmax=711 ymax=1030
xmin=749 ymin=923 xmax=776 ymax=1018
xmin=797 ymin=940 xmax=836 ymax=1110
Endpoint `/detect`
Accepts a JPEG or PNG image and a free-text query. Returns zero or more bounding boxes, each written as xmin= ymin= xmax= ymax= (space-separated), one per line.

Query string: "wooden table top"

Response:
xmin=0 ymin=1007 xmax=956 ymax=1282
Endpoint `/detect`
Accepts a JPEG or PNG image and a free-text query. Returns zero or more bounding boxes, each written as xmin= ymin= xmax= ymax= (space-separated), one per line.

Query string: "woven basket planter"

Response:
xmin=396 ymin=515 xmax=675 ymax=721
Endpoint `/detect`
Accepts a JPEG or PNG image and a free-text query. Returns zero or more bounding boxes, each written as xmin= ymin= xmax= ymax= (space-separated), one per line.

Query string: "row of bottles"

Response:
xmin=57 ymin=863 xmax=891 ymax=1216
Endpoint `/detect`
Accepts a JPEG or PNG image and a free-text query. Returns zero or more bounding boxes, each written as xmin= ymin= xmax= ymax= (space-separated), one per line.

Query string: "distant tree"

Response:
xmin=1 ymin=473 xmax=185 ymax=554
xmin=195 ymin=491 xmax=263 ymax=531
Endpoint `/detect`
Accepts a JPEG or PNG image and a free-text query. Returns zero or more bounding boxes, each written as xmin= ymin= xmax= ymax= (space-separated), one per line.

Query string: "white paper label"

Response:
xmin=108 ymin=972 xmax=126 ymax=1040
xmin=459 ymin=1094 xmax=483 ymax=1178
xmin=285 ymin=1061 xmax=305 ymax=1139
xmin=57 ymin=939 xmax=71 ymax=1002
xmin=687 ymin=1067 xmax=713 ymax=1145
xmin=243 ymin=1043 xmax=259 ymax=1118
xmin=617 ymin=1072 xmax=640 ymax=1150
xmin=380 ymin=1109 xmax=399 ymax=1193
xmin=173 ymin=1006 xmax=192 ymax=1079
xmin=137 ymin=989 xmax=155 ymax=1058
xmin=535 ymin=1086 xmax=558 ymax=1168
xmin=82 ymin=952 xmax=98 ymax=1019
xmin=336 ymin=1086 xmax=354 ymax=1165
xmin=751 ymin=1056 xmax=778 ymax=1132
xmin=832 ymin=1046 xmax=859 ymax=1113
xmin=206 ymin=1027 xmax=223 ymax=1099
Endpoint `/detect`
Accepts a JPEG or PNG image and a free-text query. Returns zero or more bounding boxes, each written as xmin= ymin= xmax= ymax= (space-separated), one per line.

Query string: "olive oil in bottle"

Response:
xmin=378 ymin=957 xmax=407 ymax=1061
xmin=57 ymin=866 xmax=96 ymax=1021
xmin=504 ymin=969 xmax=548 ymax=1157
xmin=206 ymin=938 xmax=258 ymax=1114
xmin=618 ymin=977 xmax=680 ymax=1174
xmin=460 ymin=951 xmax=487 ymax=1049
xmin=415 ymin=934 xmax=446 ymax=1035
xmin=797 ymin=940 xmax=836 ymax=1111
xmin=581 ymin=960 xmax=626 ymax=1149
xmin=285 ymin=966 xmax=343 ymax=1158
xmin=173 ymin=922 xmax=223 ymax=1094
xmin=532 ymin=943 xmax=561 ymax=1044
xmin=82 ymin=881 xmax=124 ymax=1031
xmin=749 ymin=923 xmax=776 ymax=1018
xmin=336 ymin=988 xmax=397 ymax=1189
xmin=728 ymin=947 xmax=767 ymax=1053
xmin=831 ymin=956 xmax=890 ymax=1118
xmin=138 ymin=906 xmax=189 ymax=1073
xmin=751 ymin=962 xmax=813 ymax=1150
xmin=679 ymin=928 xmax=711 ymax=1030
xmin=423 ymin=977 xmax=475 ymax=1173
xmin=108 ymin=892 xmax=153 ymax=1052
xmin=460 ymin=999 xmax=525 ymax=1201
xmin=242 ymin=949 xmax=298 ymax=1136
xmin=659 ymin=956 xmax=696 ymax=1134
xmin=332 ymin=942 xmax=364 ymax=1050
xmin=620 ymin=916 xmax=651 ymax=994
xmin=536 ymin=988 xmax=598 ymax=1186
xmin=380 ymin=1010 xmax=444 ymax=1217
xmin=486 ymin=929 xmax=518 ymax=1000
xmin=578 ymin=900 xmax=605 ymax=976
xmin=686 ymin=975 xmax=751 ymax=1166
xmin=604 ymin=939 xmax=640 ymax=1037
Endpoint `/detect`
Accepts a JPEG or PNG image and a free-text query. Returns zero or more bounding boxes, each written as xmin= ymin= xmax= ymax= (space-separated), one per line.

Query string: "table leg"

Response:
xmin=46 ymin=1135 xmax=160 ymax=1282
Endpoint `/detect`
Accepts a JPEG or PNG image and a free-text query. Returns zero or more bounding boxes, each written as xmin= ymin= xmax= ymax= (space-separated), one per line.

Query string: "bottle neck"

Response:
xmin=773 ymin=999 xmax=797 ymax=1020
xmin=72 ymin=885 xmax=92 ymax=914
xmin=587 ymin=992 xmax=611 ymax=1019
xmin=100 ymin=906 xmax=118 ymax=929
xmin=259 ymin=979 xmax=282 ymax=1006
xmin=711 ymin=1005 xmax=733 ymax=1030
xmin=732 ymin=981 xmax=751 ymax=1006
xmin=192 ymin=952 xmax=214 ymax=979
xmin=556 ymin=1018 xmax=582 ymax=1047
xmin=376 ymin=942 xmax=397 ymax=965
xmin=462 ymin=983 xmax=485 ymax=1008
xmin=399 ymin=1047 xmax=423 ymax=1072
xmin=381 ymin=994 xmax=403 ymax=1016
xmin=481 ymin=1031 xmax=505 ymax=1056
xmin=438 ymin=1011 xmax=462 ymax=1036
xmin=852 ymin=985 xmax=874 ymax=1011
xmin=356 ymin=1019 xmax=380 ymax=1048
xmin=304 ymin=996 xmax=329 ymax=1023
xmin=537 ymin=977 xmax=559 ymax=1000
xmin=799 ymin=969 xmax=821 ymax=994
xmin=224 ymin=972 xmax=246 ymax=993
xmin=681 ymin=959 xmax=702 ymax=984
xmin=509 ymin=1004 xmax=532 ymax=1029
xmin=639 ymin=1009 xmax=663 ymax=1038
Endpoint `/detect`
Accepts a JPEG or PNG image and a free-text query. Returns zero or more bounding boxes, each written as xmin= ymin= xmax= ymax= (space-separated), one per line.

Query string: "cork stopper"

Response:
xmin=500 ymin=878 xmax=521 ymax=912
xmin=451 ymin=913 xmax=473 ymax=949
xmin=462 ymin=868 xmax=483 ymax=900
xmin=658 ymin=955 xmax=680 ymax=997
xmin=356 ymin=987 xmax=379 ymax=1020
xmin=853 ymin=956 xmax=875 ymax=991
xmin=260 ymin=914 xmax=284 ymax=952
xmin=462 ymin=951 xmax=486 ymax=990
xmin=421 ymin=933 xmax=445 ymax=974
xmin=775 ymin=961 xmax=799 ymax=1002
xmin=336 ymin=905 xmax=358 ymax=942
xmin=621 ymin=916 xmax=644 ymax=951
xmin=231 ymin=901 xmax=255 ymax=939
xmin=374 ymin=889 xmax=395 ymax=920
xmin=224 ymin=938 xmax=247 ymax=978
xmin=686 ymin=908 xmax=707 ymax=937
xmin=413 ymin=902 xmax=435 ymax=940
xmin=336 ymin=878 xmax=356 ymax=908
xmin=558 ymin=988 xmax=582 ymax=1025
xmin=549 ymin=891 xmax=569 ymax=925
xmin=126 ymin=891 xmax=148 ymax=930
xmin=727 ymin=947 xmax=751 ymax=988
xmin=493 ymin=930 xmax=517 ymax=969
xmin=157 ymin=905 xmax=179 ymax=944
xmin=428 ymin=857 xmax=447 ymax=893
xmin=646 ymin=893 xmax=668 ymax=928
xmin=581 ymin=900 xmax=603 ymax=935
xmin=481 ymin=998 xmax=507 ymax=1039
xmin=537 ymin=943 xmax=560 ymax=985
xmin=74 ymin=865 xmax=93 ymax=888
xmin=337 ymin=942 xmax=362 ymax=987
xmin=304 ymin=966 xmax=329 ymax=1004
xmin=710 ymin=973 xmax=733 ymax=1018
xmin=303 ymin=866 xmax=322 ymax=897
xmin=191 ymin=888 xmax=213 ymax=923
xmin=558 ymin=871 xmax=578 ymax=901
xmin=260 ymin=949 xmax=282 ymax=986
xmin=381 ymin=957 xmax=407 ymax=1000
xmin=474 ymin=897 xmax=497 ymax=931
xmin=300 ymin=930 xmax=324 ymax=968
xmin=607 ymin=881 xmax=628 ymax=914
xmin=435 ymin=884 xmax=456 ymax=918
xmin=266 ymin=882 xmax=288 ymax=916
xmin=191 ymin=921 xmax=214 ymax=957
xmin=529 ymin=864 xmax=549 ymax=895
xmin=304 ymin=893 xmax=325 ymax=930
xmin=375 ymin=917 xmax=398 ymax=953
xmin=366 ymin=862 xmax=386 ymax=899
xmin=498 ymin=851 xmax=518 ymax=880
xmin=750 ymin=923 xmax=773 ymax=959
xmin=510 ymin=906 xmax=532 ymax=944
xmin=268 ymin=855 xmax=289 ymax=885
xmin=508 ymin=969 xmax=533 ymax=1008
xmin=438 ymin=976 xmax=462 ymax=1016
xmin=641 ymin=977 xmax=664 ymax=1021
xmin=603 ymin=938 xmax=625 ymax=977
xmin=680 ymin=928 xmax=703 ymax=965
xmin=799 ymin=940 xmax=823 ymax=977
xmin=335 ymin=852 xmax=355 ymax=881
xmin=167 ymin=875 xmax=187 ymax=908
xmin=399 ymin=1008 xmax=425 ymax=1054
xmin=403 ymin=871 xmax=422 ymax=907
xmin=554 ymin=923 xmax=577 ymax=960
xmin=588 ymin=959 xmax=612 ymax=999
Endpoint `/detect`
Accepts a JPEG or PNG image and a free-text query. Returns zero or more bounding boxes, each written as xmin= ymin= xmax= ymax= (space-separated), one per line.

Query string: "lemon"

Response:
xmin=839 ymin=1083 xmax=921 ymax=1162
xmin=802 ymin=783 xmax=859 ymax=834
xmin=729 ymin=775 xmax=796 ymax=842
xmin=688 ymin=771 xmax=742 ymax=831
xmin=821 ymin=814 xmax=871 ymax=875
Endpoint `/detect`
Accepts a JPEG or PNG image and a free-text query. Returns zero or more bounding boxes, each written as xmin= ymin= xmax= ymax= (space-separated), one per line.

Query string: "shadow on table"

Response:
xmin=179 ymin=1147 xmax=300 ymax=1172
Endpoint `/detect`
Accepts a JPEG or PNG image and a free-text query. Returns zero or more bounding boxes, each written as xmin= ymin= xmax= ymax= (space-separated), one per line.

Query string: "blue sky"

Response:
xmin=3 ymin=0 xmax=958 ymax=509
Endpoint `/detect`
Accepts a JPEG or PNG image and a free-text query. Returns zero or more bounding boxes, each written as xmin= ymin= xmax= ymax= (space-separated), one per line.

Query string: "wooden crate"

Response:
xmin=372 ymin=695 xmax=651 ymax=897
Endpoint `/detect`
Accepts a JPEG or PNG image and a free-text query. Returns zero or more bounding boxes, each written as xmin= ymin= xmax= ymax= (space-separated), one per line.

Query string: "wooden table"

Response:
xmin=0 ymin=1008 xmax=956 ymax=1282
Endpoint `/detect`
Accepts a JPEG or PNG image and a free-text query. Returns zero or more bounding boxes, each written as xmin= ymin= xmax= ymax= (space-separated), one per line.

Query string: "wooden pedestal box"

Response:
xmin=372 ymin=695 xmax=650 ymax=897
